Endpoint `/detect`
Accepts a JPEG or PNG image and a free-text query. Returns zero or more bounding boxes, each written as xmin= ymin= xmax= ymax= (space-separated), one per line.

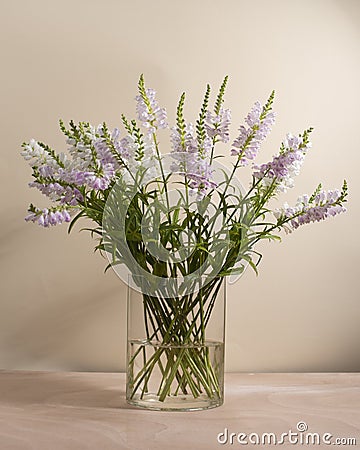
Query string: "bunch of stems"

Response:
xmin=128 ymin=276 xmax=224 ymax=401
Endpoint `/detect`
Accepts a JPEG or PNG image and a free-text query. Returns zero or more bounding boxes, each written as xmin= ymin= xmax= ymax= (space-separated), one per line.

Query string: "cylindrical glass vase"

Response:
xmin=126 ymin=275 xmax=226 ymax=411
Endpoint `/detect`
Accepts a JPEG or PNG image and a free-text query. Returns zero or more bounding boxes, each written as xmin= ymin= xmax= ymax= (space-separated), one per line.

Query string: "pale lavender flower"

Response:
xmin=94 ymin=127 xmax=130 ymax=170
xmin=22 ymin=129 xmax=118 ymax=196
xmin=187 ymin=160 xmax=217 ymax=199
xmin=29 ymin=181 xmax=61 ymax=200
xmin=136 ymin=88 xmax=168 ymax=134
xmin=28 ymin=181 xmax=83 ymax=206
xmin=57 ymin=125 xmax=119 ymax=191
xmin=37 ymin=165 xmax=55 ymax=178
xmin=253 ymin=133 xmax=312 ymax=192
xmin=58 ymin=164 xmax=115 ymax=191
xmin=84 ymin=163 xmax=116 ymax=191
xmin=117 ymin=132 xmax=160 ymax=185
xmin=275 ymin=189 xmax=346 ymax=231
xmin=119 ymin=135 xmax=140 ymax=171
xmin=170 ymin=123 xmax=198 ymax=155
xmin=94 ymin=138 xmax=118 ymax=166
xmin=170 ymin=124 xmax=216 ymax=198
xmin=67 ymin=139 xmax=93 ymax=171
xmin=29 ymin=181 xmax=64 ymax=199
xmin=231 ymin=101 xmax=275 ymax=166
xmin=21 ymin=139 xmax=61 ymax=174
xmin=245 ymin=101 xmax=262 ymax=127
xmin=57 ymin=168 xmax=86 ymax=186
xmin=61 ymin=186 xmax=83 ymax=205
xmin=25 ymin=206 xmax=72 ymax=227
xmin=120 ymin=130 xmax=156 ymax=164
xmin=205 ymin=108 xmax=231 ymax=143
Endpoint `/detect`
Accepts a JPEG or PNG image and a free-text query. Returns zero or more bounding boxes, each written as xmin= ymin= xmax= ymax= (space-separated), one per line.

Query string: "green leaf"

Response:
xmin=68 ymin=210 xmax=85 ymax=234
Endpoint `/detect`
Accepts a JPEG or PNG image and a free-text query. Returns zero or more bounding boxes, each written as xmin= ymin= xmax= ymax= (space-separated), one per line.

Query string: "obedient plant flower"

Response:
xmin=28 ymin=181 xmax=83 ymax=205
xmin=231 ymin=92 xmax=276 ymax=166
xmin=253 ymin=129 xmax=312 ymax=192
xmin=205 ymin=108 xmax=231 ymax=143
xmin=170 ymin=122 xmax=216 ymax=198
xmin=136 ymin=86 xmax=168 ymax=134
xmin=170 ymin=122 xmax=198 ymax=154
xmin=25 ymin=205 xmax=72 ymax=227
xmin=94 ymin=128 xmax=123 ymax=167
xmin=21 ymin=139 xmax=64 ymax=177
xmin=274 ymin=183 xmax=347 ymax=232
xmin=170 ymin=85 xmax=218 ymax=199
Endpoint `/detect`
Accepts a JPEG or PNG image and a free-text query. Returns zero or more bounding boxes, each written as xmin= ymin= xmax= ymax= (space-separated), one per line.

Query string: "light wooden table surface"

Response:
xmin=0 ymin=371 xmax=359 ymax=449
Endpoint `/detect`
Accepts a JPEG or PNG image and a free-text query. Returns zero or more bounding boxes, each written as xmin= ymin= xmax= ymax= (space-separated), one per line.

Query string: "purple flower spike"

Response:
xmin=136 ymin=87 xmax=168 ymax=134
xmin=231 ymin=100 xmax=275 ymax=166
xmin=253 ymin=132 xmax=312 ymax=193
xmin=205 ymin=108 xmax=231 ymax=143
xmin=25 ymin=206 xmax=74 ymax=227
xmin=170 ymin=123 xmax=217 ymax=199
xmin=275 ymin=188 xmax=347 ymax=232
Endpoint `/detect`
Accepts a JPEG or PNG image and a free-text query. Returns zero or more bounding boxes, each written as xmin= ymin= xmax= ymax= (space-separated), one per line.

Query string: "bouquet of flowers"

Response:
xmin=21 ymin=76 xmax=347 ymax=410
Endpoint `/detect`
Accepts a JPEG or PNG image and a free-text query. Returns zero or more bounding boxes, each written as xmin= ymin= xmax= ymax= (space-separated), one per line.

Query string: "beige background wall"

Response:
xmin=0 ymin=0 xmax=359 ymax=372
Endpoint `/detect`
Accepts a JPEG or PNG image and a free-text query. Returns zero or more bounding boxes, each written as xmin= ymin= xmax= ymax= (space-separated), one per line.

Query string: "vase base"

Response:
xmin=127 ymin=392 xmax=223 ymax=411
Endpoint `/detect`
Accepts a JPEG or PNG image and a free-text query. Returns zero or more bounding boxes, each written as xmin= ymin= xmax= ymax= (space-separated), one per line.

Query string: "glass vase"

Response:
xmin=126 ymin=275 xmax=226 ymax=411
